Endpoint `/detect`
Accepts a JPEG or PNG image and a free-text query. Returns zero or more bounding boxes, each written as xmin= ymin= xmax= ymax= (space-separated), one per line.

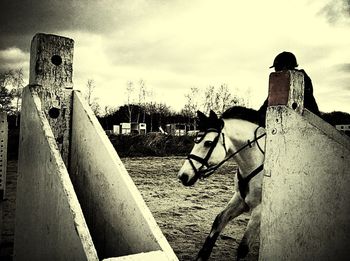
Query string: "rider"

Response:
xmin=258 ymin=51 xmax=320 ymax=127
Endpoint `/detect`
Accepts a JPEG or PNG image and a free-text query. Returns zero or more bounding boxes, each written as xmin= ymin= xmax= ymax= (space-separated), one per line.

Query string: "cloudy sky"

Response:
xmin=1 ymin=0 xmax=349 ymax=113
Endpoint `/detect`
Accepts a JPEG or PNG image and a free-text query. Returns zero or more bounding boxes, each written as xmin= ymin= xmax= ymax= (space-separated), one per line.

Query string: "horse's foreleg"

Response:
xmin=196 ymin=193 xmax=248 ymax=261
xmin=237 ymin=204 xmax=261 ymax=261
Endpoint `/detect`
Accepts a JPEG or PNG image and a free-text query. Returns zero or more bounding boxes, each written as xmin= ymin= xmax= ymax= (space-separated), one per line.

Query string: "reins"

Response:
xmin=237 ymin=164 xmax=264 ymax=199
xmin=201 ymin=130 xmax=266 ymax=179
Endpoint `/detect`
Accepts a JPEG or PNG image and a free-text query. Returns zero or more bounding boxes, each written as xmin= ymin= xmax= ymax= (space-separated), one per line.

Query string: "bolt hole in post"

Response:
xmin=51 ymin=55 xmax=62 ymax=66
xmin=48 ymin=107 xmax=60 ymax=119
xmin=292 ymin=102 xmax=298 ymax=110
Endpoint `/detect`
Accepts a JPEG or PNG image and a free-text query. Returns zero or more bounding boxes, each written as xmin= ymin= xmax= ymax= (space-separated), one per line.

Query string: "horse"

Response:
xmin=177 ymin=107 xmax=266 ymax=261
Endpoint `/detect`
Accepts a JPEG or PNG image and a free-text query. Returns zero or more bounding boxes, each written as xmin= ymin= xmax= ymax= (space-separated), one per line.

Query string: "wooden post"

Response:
xmin=15 ymin=34 xmax=98 ymax=260
xmin=268 ymin=70 xmax=304 ymax=114
xmin=0 ymin=112 xmax=7 ymax=199
xmin=29 ymin=33 xmax=74 ymax=166
xmin=260 ymin=70 xmax=350 ymax=260
xmin=15 ymin=32 xmax=178 ymax=260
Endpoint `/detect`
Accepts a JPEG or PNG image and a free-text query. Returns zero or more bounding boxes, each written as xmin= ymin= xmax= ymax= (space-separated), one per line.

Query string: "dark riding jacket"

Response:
xmin=258 ymin=69 xmax=320 ymax=127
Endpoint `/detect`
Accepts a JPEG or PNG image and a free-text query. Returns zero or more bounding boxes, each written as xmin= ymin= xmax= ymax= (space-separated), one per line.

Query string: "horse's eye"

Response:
xmin=204 ymin=140 xmax=213 ymax=147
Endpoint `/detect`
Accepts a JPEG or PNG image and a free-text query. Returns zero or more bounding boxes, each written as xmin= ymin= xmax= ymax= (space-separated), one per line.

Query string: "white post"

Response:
xmin=29 ymin=33 xmax=74 ymax=166
xmin=0 ymin=112 xmax=7 ymax=199
xmin=260 ymin=70 xmax=350 ymax=260
xmin=14 ymin=34 xmax=98 ymax=260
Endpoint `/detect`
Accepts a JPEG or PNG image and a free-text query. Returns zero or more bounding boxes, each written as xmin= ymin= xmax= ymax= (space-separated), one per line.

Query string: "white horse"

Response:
xmin=178 ymin=107 xmax=266 ymax=261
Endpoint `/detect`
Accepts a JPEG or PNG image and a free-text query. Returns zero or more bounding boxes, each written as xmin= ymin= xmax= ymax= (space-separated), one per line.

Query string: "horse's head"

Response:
xmin=178 ymin=110 xmax=228 ymax=186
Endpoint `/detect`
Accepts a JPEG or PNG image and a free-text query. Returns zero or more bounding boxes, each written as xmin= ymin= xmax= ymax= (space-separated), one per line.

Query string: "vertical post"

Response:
xmin=260 ymin=70 xmax=350 ymax=260
xmin=267 ymin=70 xmax=304 ymax=114
xmin=15 ymin=34 xmax=98 ymax=260
xmin=0 ymin=112 xmax=7 ymax=199
xmin=29 ymin=33 xmax=74 ymax=165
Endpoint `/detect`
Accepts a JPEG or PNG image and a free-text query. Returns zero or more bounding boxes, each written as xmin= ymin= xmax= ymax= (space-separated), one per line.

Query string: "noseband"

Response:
xmin=187 ymin=126 xmax=266 ymax=181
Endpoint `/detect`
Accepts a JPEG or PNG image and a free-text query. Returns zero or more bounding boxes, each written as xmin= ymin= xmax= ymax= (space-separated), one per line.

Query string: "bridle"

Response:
xmin=187 ymin=128 xmax=224 ymax=179
xmin=187 ymin=125 xmax=266 ymax=181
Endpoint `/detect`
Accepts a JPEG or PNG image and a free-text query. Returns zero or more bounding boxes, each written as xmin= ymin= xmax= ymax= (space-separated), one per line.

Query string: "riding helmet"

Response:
xmin=269 ymin=51 xmax=298 ymax=70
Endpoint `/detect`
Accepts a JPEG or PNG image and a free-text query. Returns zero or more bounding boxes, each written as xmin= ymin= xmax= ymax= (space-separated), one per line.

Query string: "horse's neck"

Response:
xmin=223 ymin=119 xmax=265 ymax=176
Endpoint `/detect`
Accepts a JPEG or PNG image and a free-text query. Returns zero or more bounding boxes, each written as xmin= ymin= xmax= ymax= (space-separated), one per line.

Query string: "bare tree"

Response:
xmin=125 ymin=81 xmax=135 ymax=123
xmin=182 ymin=87 xmax=200 ymax=129
xmin=90 ymin=101 xmax=101 ymax=116
xmin=183 ymin=87 xmax=200 ymax=116
xmin=215 ymin=84 xmax=233 ymax=115
xmin=156 ymin=102 xmax=171 ymax=127
xmin=104 ymin=105 xmax=116 ymax=116
xmin=0 ymin=70 xmax=15 ymax=114
xmin=202 ymin=84 xmax=247 ymax=115
xmin=144 ymin=101 xmax=157 ymax=131
xmin=138 ymin=79 xmax=148 ymax=123
xmin=102 ymin=105 xmax=117 ymax=130
xmin=85 ymin=79 xmax=95 ymax=106
xmin=243 ymin=86 xmax=252 ymax=108
xmin=11 ymin=68 xmax=25 ymax=126
xmin=84 ymin=79 xmax=101 ymax=115
xmin=203 ymin=85 xmax=216 ymax=115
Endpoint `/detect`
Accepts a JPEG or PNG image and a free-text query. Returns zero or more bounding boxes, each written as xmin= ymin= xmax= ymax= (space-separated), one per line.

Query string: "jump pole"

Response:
xmin=14 ymin=33 xmax=97 ymax=260
xmin=0 ymin=112 xmax=8 ymax=199
xmin=259 ymin=70 xmax=350 ymax=260
xmin=14 ymin=33 xmax=178 ymax=261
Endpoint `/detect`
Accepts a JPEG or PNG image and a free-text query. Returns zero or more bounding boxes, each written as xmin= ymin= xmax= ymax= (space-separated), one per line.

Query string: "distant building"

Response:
xmin=166 ymin=123 xmax=187 ymax=136
xmin=116 ymin=123 xmax=147 ymax=135
xmin=120 ymin=123 xmax=131 ymax=135
xmin=105 ymin=130 xmax=113 ymax=135
xmin=113 ymin=125 xmax=120 ymax=135
xmin=187 ymin=130 xmax=199 ymax=136
xmin=165 ymin=123 xmax=196 ymax=136
xmin=139 ymin=123 xmax=147 ymax=135
xmin=335 ymin=124 xmax=350 ymax=136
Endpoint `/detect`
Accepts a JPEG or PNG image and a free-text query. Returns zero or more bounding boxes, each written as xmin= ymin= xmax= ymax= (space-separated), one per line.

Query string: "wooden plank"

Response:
xmin=69 ymin=91 xmax=178 ymax=260
xmin=260 ymin=106 xmax=350 ymax=260
xmin=0 ymin=112 xmax=7 ymax=198
xmin=104 ymin=250 xmax=167 ymax=261
xmin=14 ymin=86 xmax=98 ymax=261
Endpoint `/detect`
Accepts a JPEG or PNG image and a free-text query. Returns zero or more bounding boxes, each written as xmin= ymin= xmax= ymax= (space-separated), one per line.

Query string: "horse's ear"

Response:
xmin=197 ymin=110 xmax=207 ymax=121
xmin=209 ymin=110 xmax=218 ymax=120
xmin=197 ymin=110 xmax=208 ymax=130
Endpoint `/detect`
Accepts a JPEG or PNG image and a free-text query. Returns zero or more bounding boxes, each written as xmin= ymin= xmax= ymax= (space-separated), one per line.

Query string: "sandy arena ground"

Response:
xmin=1 ymin=157 xmax=258 ymax=260
xmin=122 ymin=156 xmax=256 ymax=261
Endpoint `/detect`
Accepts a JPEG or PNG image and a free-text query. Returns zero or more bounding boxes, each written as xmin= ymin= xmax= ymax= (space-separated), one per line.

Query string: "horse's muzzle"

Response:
xmin=178 ymin=172 xmax=197 ymax=186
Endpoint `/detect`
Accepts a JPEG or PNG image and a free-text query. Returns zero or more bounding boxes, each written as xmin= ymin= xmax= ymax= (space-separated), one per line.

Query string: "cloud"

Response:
xmin=0 ymin=47 xmax=29 ymax=72
xmin=318 ymin=0 xmax=350 ymax=25
xmin=317 ymin=86 xmax=350 ymax=112
xmin=0 ymin=0 xmax=112 ymax=50
xmin=1 ymin=0 xmax=349 ymax=113
xmin=0 ymin=0 xmax=170 ymax=50
xmin=0 ymin=0 xmax=126 ymax=34
xmin=336 ymin=63 xmax=350 ymax=72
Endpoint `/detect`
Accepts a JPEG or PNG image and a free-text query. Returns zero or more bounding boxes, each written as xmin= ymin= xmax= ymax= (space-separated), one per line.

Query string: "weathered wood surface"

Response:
xmin=0 ymin=113 xmax=8 ymax=198
xmin=29 ymin=33 xmax=74 ymax=166
xmin=268 ymin=70 xmax=304 ymax=114
xmin=14 ymin=86 xmax=98 ymax=261
xmin=260 ymin=71 xmax=350 ymax=260
xmin=70 ymin=91 xmax=178 ymax=260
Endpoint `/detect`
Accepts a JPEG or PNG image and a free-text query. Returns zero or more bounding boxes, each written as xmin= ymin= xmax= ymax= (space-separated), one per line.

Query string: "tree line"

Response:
xmin=1 ymin=68 xmax=350 ymax=134
xmin=95 ymin=79 xmax=250 ymax=132
xmin=0 ymin=68 xmax=25 ymax=128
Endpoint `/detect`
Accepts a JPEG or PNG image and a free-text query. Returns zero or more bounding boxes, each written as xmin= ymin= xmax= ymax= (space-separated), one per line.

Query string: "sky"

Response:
xmin=0 ymin=0 xmax=349 ymax=113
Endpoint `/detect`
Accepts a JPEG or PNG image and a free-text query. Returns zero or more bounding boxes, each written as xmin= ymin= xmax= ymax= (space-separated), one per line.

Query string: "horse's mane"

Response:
xmin=221 ymin=106 xmax=259 ymax=124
